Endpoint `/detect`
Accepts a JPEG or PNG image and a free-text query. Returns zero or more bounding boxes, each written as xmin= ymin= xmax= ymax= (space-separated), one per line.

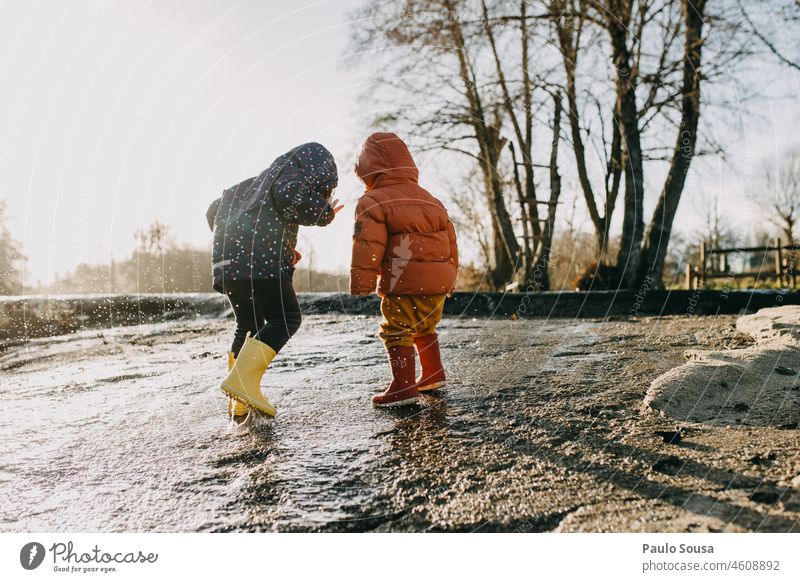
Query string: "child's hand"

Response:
xmin=330 ymin=198 xmax=344 ymax=215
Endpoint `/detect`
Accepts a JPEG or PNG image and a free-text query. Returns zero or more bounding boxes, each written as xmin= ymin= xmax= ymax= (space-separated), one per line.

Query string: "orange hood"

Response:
xmin=354 ymin=132 xmax=419 ymax=190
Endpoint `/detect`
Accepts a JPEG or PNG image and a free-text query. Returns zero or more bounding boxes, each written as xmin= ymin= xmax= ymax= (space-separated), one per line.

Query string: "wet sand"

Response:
xmin=1 ymin=314 xmax=797 ymax=532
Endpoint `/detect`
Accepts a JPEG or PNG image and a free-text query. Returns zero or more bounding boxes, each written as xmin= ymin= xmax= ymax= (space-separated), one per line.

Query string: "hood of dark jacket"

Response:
xmin=209 ymin=142 xmax=338 ymax=290
xmin=227 ymin=142 xmax=338 ymax=223
xmin=354 ymin=132 xmax=418 ymax=190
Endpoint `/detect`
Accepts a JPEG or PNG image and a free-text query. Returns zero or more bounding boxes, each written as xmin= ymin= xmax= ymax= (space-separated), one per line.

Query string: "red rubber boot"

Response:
xmin=372 ymin=345 xmax=419 ymax=407
xmin=415 ymin=333 xmax=446 ymax=392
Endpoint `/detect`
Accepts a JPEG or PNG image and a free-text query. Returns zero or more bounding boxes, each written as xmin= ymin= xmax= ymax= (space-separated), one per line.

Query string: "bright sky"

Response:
xmin=0 ymin=0 xmax=368 ymax=287
xmin=0 ymin=0 xmax=797 ymax=287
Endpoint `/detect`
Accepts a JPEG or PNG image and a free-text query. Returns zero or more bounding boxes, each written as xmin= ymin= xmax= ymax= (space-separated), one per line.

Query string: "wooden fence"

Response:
xmin=685 ymin=238 xmax=800 ymax=290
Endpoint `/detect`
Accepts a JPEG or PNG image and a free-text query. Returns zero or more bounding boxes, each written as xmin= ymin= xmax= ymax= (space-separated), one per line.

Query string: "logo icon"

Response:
xmin=20 ymin=542 xmax=45 ymax=570
xmin=390 ymin=235 xmax=413 ymax=292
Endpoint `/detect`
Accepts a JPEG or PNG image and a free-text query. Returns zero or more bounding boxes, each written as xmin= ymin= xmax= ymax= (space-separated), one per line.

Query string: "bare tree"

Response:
xmin=764 ymin=149 xmax=800 ymax=244
xmin=592 ymin=0 xmax=647 ymax=283
xmin=549 ymin=0 xmax=770 ymax=288
xmin=352 ymin=0 xmax=800 ymax=290
xmin=637 ymin=0 xmax=708 ymax=287
xmin=350 ymin=0 xmax=519 ymax=288
xmin=133 ymin=220 xmax=172 ymax=293
xmin=530 ymin=92 xmax=563 ymax=291
xmin=585 ymin=0 xmax=800 ymax=288
xmin=351 ymin=0 xmax=567 ymax=289
xmin=549 ymin=0 xmax=622 ymax=260
xmin=135 ymin=220 xmax=170 ymax=255
xmin=736 ymin=0 xmax=800 ymax=72
xmin=696 ymin=196 xmax=740 ymax=274
xmin=450 ymin=169 xmax=494 ymax=272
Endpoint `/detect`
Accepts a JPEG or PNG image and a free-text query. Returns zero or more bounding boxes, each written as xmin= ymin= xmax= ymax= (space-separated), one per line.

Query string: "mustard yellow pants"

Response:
xmin=379 ymin=295 xmax=446 ymax=348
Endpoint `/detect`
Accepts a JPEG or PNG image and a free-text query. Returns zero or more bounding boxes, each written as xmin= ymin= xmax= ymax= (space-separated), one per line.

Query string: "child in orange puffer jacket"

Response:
xmin=350 ymin=132 xmax=459 ymax=407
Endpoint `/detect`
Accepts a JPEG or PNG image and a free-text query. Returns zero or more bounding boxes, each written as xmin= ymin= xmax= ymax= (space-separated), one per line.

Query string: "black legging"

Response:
xmin=223 ymin=279 xmax=302 ymax=356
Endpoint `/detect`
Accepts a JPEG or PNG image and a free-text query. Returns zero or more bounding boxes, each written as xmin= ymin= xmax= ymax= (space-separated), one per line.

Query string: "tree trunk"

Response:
xmin=492 ymin=218 xmax=516 ymax=289
xmin=602 ymin=112 xmax=623 ymax=260
xmin=639 ymin=0 xmax=706 ymax=287
xmin=482 ymin=126 xmax=518 ymax=287
xmin=532 ymin=94 xmax=564 ymax=292
xmin=509 ymin=142 xmax=533 ymax=283
xmin=607 ymin=12 xmax=646 ymax=288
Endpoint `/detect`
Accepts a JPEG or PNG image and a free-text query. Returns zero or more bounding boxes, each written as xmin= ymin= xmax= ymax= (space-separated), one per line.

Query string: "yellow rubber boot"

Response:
xmin=226 ymin=352 xmax=249 ymax=419
xmin=220 ymin=337 xmax=277 ymax=417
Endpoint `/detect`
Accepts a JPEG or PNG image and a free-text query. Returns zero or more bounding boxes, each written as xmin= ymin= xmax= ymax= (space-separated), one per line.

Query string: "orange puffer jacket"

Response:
xmin=350 ymin=132 xmax=459 ymax=297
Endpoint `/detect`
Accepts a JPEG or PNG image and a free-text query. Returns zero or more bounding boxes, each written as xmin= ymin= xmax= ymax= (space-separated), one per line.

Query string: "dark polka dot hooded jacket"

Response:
xmin=207 ymin=142 xmax=338 ymax=292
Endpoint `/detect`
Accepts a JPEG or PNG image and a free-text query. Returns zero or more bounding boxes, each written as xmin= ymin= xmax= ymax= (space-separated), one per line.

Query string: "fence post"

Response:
xmin=699 ymin=242 xmax=706 ymax=287
xmin=685 ymin=263 xmax=693 ymax=289
xmin=775 ymin=238 xmax=783 ymax=287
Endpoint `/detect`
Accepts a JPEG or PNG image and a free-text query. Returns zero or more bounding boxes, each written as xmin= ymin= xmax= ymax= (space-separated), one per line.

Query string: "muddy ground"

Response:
xmin=1 ymin=314 xmax=798 ymax=532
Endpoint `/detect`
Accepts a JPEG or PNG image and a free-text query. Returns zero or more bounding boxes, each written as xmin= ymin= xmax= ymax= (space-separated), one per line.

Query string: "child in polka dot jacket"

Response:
xmin=207 ymin=143 xmax=343 ymax=420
